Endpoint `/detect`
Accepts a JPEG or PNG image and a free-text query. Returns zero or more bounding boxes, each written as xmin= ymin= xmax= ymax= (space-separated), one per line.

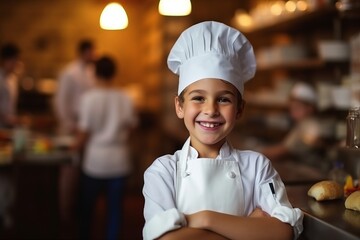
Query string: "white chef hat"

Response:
xmin=167 ymin=21 xmax=256 ymax=96
xmin=290 ymin=82 xmax=318 ymax=104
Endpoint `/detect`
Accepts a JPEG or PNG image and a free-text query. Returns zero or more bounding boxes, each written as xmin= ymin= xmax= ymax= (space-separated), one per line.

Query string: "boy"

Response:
xmin=143 ymin=21 xmax=303 ymax=240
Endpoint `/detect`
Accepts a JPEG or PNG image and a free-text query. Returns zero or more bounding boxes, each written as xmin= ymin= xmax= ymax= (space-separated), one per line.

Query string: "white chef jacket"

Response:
xmin=55 ymin=59 xmax=95 ymax=134
xmin=0 ymin=69 xmax=18 ymax=128
xmin=78 ymin=88 xmax=137 ymax=178
xmin=143 ymin=141 xmax=303 ymax=239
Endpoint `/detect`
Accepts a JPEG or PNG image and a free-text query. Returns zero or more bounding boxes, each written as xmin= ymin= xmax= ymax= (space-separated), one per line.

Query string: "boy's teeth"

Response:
xmin=200 ymin=122 xmax=219 ymax=128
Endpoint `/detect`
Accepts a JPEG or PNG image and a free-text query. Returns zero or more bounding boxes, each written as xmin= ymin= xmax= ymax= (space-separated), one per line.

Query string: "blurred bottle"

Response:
xmin=12 ymin=125 xmax=29 ymax=155
xmin=346 ymin=107 xmax=360 ymax=148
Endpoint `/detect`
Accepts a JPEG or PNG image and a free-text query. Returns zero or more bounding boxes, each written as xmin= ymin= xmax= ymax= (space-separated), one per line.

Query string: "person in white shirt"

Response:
xmin=55 ymin=39 xmax=96 ymax=227
xmin=73 ymin=56 xmax=137 ymax=240
xmin=142 ymin=21 xmax=303 ymax=240
xmin=0 ymin=43 xmax=21 ymax=129
xmin=54 ymin=39 xmax=96 ymax=135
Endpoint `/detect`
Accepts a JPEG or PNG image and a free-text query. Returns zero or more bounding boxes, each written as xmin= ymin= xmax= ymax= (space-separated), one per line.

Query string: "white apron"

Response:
xmin=176 ymin=138 xmax=245 ymax=216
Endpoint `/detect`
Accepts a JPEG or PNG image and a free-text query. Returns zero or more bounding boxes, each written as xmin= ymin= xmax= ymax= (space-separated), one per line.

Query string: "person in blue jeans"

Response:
xmin=80 ymin=174 xmax=126 ymax=240
xmin=73 ymin=56 xmax=137 ymax=240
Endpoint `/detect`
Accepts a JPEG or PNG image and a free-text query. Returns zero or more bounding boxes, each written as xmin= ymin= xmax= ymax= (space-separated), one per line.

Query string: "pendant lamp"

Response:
xmin=158 ymin=0 xmax=192 ymax=16
xmin=100 ymin=2 xmax=128 ymax=30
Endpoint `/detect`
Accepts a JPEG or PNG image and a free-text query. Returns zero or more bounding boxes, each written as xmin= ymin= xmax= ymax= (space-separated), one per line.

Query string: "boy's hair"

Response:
xmin=95 ymin=56 xmax=116 ymax=80
xmin=1 ymin=43 xmax=20 ymax=60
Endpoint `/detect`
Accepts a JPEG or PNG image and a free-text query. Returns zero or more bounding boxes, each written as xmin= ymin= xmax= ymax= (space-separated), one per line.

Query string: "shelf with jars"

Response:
xmin=233 ymin=1 xmax=359 ymax=107
xmin=231 ymin=0 xmax=360 ymax=147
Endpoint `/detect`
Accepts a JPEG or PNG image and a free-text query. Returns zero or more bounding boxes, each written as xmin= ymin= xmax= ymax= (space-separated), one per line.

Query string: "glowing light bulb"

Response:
xmin=100 ymin=2 xmax=128 ymax=30
xmin=158 ymin=0 xmax=192 ymax=16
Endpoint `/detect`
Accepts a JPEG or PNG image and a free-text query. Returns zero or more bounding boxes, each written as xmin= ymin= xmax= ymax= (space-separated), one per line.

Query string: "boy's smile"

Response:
xmin=175 ymin=78 xmax=244 ymax=158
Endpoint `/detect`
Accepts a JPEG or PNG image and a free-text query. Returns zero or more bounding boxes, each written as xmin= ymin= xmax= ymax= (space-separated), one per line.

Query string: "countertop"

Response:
xmin=286 ymin=184 xmax=360 ymax=240
xmin=0 ymin=151 xmax=74 ymax=167
xmin=272 ymin=160 xmax=359 ymax=240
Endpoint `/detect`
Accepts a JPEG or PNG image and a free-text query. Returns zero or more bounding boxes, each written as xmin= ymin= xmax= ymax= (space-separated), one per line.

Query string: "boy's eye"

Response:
xmin=191 ymin=96 xmax=204 ymax=102
xmin=218 ymin=97 xmax=231 ymax=103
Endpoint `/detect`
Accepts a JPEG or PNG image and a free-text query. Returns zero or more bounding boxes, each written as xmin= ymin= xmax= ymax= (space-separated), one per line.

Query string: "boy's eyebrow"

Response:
xmin=188 ymin=89 xmax=236 ymax=96
xmin=188 ymin=89 xmax=205 ymax=95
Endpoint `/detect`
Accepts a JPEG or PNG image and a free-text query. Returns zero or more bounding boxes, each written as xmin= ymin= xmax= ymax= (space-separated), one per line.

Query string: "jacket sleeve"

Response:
xmin=256 ymin=159 xmax=304 ymax=239
xmin=143 ymin=208 xmax=186 ymax=240
xmin=142 ymin=156 xmax=186 ymax=240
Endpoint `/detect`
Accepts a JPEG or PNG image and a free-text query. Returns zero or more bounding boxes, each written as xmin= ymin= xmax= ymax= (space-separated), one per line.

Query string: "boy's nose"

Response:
xmin=204 ymin=101 xmax=219 ymax=117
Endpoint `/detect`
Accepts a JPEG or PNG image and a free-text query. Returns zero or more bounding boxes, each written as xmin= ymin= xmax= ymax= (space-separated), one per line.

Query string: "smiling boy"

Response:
xmin=142 ymin=21 xmax=303 ymax=240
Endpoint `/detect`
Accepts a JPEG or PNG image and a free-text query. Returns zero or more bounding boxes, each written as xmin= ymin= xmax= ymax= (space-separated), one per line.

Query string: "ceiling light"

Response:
xmin=100 ymin=2 xmax=128 ymax=30
xmin=158 ymin=0 xmax=192 ymax=16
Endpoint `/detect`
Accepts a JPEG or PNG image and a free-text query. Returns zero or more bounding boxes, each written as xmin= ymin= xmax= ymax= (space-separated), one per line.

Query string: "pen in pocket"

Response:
xmin=269 ymin=182 xmax=276 ymax=200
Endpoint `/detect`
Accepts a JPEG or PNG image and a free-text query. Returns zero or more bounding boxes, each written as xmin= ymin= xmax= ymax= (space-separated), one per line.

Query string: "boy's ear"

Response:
xmin=236 ymin=100 xmax=246 ymax=119
xmin=175 ymin=97 xmax=184 ymax=119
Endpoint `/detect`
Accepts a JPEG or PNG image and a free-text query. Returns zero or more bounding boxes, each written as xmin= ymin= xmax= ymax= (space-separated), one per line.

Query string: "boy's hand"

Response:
xmin=249 ymin=208 xmax=270 ymax=218
xmin=185 ymin=210 xmax=212 ymax=229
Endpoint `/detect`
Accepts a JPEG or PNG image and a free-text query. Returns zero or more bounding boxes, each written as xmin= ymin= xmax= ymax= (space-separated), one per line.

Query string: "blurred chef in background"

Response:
xmin=55 ymin=39 xmax=96 ymax=231
xmin=261 ymin=82 xmax=330 ymax=171
xmin=54 ymin=39 xmax=96 ymax=135
xmin=0 ymin=43 xmax=21 ymax=129
xmin=0 ymin=42 xmax=22 ymax=230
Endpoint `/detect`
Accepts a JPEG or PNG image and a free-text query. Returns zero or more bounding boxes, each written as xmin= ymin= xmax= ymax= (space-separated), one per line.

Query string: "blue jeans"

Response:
xmin=79 ymin=173 xmax=127 ymax=240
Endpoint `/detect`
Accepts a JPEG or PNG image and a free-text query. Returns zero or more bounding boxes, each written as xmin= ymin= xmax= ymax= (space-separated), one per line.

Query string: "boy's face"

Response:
xmin=175 ymin=78 xmax=244 ymax=157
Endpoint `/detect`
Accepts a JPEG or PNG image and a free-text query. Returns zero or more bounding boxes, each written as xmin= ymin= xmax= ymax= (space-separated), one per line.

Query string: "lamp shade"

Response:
xmin=158 ymin=0 xmax=192 ymax=16
xmin=100 ymin=2 xmax=128 ymax=30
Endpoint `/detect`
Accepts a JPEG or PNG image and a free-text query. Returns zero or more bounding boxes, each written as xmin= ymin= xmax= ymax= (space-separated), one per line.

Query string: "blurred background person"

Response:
xmin=72 ymin=56 xmax=137 ymax=240
xmin=54 ymin=39 xmax=96 ymax=135
xmin=0 ymin=43 xmax=21 ymax=230
xmin=261 ymin=82 xmax=331 ymax=171
xmin=0 ymin=43 xmax=21 ymax=129
xmin=55 ymin=39 xmax=96 ymax=233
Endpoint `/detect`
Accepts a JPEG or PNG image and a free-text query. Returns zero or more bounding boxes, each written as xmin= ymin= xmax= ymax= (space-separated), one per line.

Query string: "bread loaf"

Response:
xmin=345 ymin=191 xmax=360 ymax=211
xmin=308 ymin=180 xmax=343 ymax=201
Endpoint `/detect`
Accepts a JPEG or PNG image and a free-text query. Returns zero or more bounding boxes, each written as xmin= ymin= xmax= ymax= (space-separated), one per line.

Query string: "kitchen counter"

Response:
xmin=286 ymin=184 xmax=360 ymax=240
xmin=12 ymin=151 xmax=74 ymax=165
xmin=272 ymin=159 xmax=360 ymax=240
xmin=0 ymin=150 xmax=75 ymax=239
xmin=1 ymin=130 xmax=75 ymax=167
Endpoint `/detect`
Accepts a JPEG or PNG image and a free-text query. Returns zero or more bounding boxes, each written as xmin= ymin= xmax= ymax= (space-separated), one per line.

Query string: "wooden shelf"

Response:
xmin=239 ymin=7 xmax=338 ymax=35
xmin=257 ymin=58 xmax=325 ymax=71
xmin=235 ymin=3 xmax=358 ymax=149
xmin=257 ymin=58 xmax=350 ymax=72
xmin=246 ymin=99 xmax=288 ymax=109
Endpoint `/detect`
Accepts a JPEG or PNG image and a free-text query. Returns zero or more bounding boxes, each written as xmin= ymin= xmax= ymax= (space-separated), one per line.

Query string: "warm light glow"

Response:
xmin=158 ymin=0 xmax=192 ymax=16
xmin=100 ymin=2 xmax=128 ymax=30
xmin=234 ymin=10 xmax=253 ymax=29
xmin=270 ymin=1 xmax=285 ymax=16
xmin=296 ymin=0 xmax=309 ymax=11
xmin=285 ymin=0 xmax=297 ymax=13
